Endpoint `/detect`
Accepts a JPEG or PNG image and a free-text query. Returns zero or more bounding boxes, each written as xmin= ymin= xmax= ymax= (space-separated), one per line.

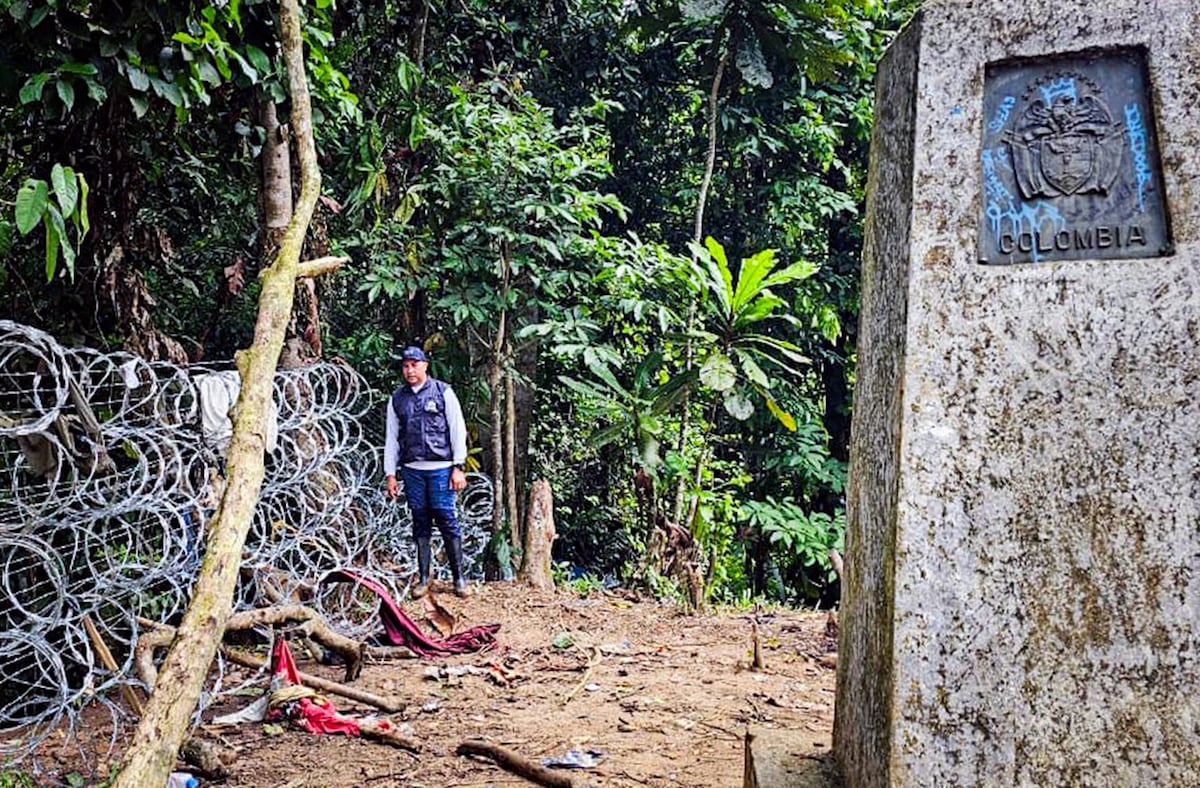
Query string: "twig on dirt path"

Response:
xmin=220 ymin=647 xmax=407 ymax=715
xmin=560 ymin=647 xmax=602 ymax=705
xmin=695 ymin=719 xmax=742 ymax=740
xmin=365 ymin=644 xmax=419 ymax=661
xmin=751 ymin=620 xmax=765 ymax=671
xmin=456 ymin=739 xmax=585 ymax=788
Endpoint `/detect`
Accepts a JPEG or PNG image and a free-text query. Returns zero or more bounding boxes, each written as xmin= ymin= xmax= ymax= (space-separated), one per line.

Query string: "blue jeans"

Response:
xmin=400 ymin=466 xmax=460 ymax=540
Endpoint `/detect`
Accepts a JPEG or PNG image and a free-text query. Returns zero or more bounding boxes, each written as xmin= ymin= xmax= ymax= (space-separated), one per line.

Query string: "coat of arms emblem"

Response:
xmin=1005 ymin=74 xmax=1124 ymax=199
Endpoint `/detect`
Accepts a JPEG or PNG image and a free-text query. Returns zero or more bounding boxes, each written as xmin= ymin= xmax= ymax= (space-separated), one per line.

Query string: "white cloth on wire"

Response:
xmin=195 ymin=370 xmax=278 ymax=456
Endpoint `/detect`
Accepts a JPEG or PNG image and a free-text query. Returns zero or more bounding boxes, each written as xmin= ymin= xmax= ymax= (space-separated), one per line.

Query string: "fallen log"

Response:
xmin=456 ymin=739 xmax=583 ymax=788
xmin=134 ymin=604 xmax=364 ymax=686
xmin=221 ymin=647 xmax=405 ymax=715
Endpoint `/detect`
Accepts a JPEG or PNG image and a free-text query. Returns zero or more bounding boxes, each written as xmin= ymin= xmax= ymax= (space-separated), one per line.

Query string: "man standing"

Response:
xmin=384 ymin=346 xmax=471 ymax=597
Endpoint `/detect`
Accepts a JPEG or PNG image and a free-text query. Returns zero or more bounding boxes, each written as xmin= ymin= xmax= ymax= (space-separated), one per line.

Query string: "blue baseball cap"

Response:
xmin=400 ymin=346 xmax=428 ymax=362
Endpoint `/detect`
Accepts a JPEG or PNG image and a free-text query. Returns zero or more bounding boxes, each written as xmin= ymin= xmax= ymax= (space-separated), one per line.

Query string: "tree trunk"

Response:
xmin=488 ymin=316 xmax=506 ymax=542
xmin=113 ymin=2 xmax=322 ymax=784
xmin=518 ymin=480 xmax=555 ymax=591
xmin=670 ymin=44 xmax=731 ymax=528
xmin=503 ymin=345 xmax=520 ymax=541
xmin=407 ymin=0 xmax=431 ymax=70
xmin=259 ymin=96 xmax=293 ymax=265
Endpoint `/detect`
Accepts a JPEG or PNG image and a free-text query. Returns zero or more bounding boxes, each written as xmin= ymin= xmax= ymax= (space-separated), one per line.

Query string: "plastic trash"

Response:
xmin=541 ymin=748 xmax=605 ymax=769
xmin=167 ymin=772 xmax=198 ymax=788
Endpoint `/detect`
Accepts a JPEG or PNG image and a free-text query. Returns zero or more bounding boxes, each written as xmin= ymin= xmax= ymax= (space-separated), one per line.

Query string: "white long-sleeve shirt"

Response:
xmin=383 ymin=380 xmax=468 ymax=477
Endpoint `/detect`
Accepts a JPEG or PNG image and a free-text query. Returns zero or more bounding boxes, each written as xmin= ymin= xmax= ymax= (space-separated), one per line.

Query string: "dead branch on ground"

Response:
xmin=457 ymin=739 xmax=584 ymax=788
xmin=134 ymin=604 xmax=364 ymax=686
xmin=220 ymin=647 xmax=406 ymax=715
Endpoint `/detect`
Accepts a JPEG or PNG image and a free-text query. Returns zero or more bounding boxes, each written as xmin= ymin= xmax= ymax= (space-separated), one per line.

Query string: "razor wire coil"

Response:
xmin=0 ymin=320 xmax=493 ymax=767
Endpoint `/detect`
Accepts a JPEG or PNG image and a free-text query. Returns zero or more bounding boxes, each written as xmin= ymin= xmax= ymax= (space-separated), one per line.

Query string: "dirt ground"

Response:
xmin=40 ymin=582 xmax=843 ymax=787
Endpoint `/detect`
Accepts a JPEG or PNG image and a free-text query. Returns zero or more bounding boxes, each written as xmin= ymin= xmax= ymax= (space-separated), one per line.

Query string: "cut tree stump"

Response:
xmin=518 ymin=479 xmax=555 ymax=590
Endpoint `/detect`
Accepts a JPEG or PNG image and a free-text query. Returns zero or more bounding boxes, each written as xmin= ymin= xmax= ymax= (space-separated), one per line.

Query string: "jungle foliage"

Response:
xmin=0 ymin=0 xmax=920 ymax=607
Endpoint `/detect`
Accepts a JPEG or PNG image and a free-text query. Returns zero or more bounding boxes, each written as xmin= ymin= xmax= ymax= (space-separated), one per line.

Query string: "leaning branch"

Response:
xmin=113 ymin=2 xmax=328 ymax=785
xmin=295 ymin=255 xmax=349 ymax=279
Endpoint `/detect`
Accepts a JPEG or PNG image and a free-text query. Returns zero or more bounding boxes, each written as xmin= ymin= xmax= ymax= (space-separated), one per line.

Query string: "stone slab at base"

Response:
xmin=743 ymin=728 xmax=840 ymax=788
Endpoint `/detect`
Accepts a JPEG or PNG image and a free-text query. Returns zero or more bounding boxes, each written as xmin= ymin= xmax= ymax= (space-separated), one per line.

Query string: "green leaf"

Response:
xmin=699 ymin=352 xmax=737 ymax=392
xmin=699 ymin=237 xmax=733 ymax=316
xmin=58 ymin=63 xmax=97 ymax=75
xmin=761 ymin=259 xmax=820 ymax=289
xmin=55 ymin=79 xmax=75 ymax=112
xmin=19 ymin=73 xmax=49 ymax=104
xmin=150 ymin=76 xmax=185 ymax=106
xmin=730 ymin=248 xmax=777 ymax=312
xmin=733 ymin=293 xmax=786 ymax=329
xmin=245 ymin=44 xmax=271 ymax=77
xmin=51 ymin=164 xmax=78 ymax=217
xmin=129 ymin=93 xmax=150 ymax=118
xmin=196 ymin=60 xmax=221 ymax=86
xmin=84 ymin=77 xmax=107 ymax=103
xmin=15 ymin=179 xmax=48 ymax=235
xmin=126 ymin=65 xmax=150 ymax=92
xmin=736 ymin=351 xmax=771 ymax=389
xmin=44 ymin=214 xmax=60 ymax=281
xmin=77 ymin=174 xmax=90 ymax=235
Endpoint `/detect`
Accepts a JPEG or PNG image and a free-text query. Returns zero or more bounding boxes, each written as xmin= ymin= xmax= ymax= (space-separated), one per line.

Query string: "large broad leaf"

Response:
xmin=763 ymin=393 xmax=797 ymax=432
xmin=746 ymin=335 xmax=811 ymax=373
xmin=761 ymin=259 xmax=819 ymax=289
xmin=51 ymin=164 xmax=78 ymax=217
xmin=55 ymin=79 xmax=75 ymax=112
xmin=730 ymin=247 xmax=777 ymax=312
xmin=18 ymin=73 xmax=49 ymax=105
xmin=558 ymin=374 xmax=610 ymax=402
xmin=649 ymin=368 xmax=698 ymax=416
xmin=733 ymin=292 xmax=785 ymax=329
xmin=15 ymin=179 xmax=48 ymax=235
xmin=723 ymin=391 xmax=754 ymax=420
xmin=735 ymin=350 xmax=771 ymax=389
xmin=699 ymin=352 xmax=737 ymax=391
xmin=700 ymin=237 xmax=732 ymax=316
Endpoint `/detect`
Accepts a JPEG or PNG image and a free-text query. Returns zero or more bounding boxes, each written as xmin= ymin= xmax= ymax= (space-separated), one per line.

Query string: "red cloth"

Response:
xmin=322 ymin=568 xmax=500 ymax=657
xmin=293 ymin=697 xmax=361 ymax=736
xmin=267 ymin=638 xmax=372 ymax=736
xmin=270 ymin=636 xmax=302 ymax=686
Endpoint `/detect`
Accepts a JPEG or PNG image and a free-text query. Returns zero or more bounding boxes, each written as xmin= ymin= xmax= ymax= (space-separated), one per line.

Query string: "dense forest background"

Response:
xmin=0 ymin=0 xmax=919 ymax=608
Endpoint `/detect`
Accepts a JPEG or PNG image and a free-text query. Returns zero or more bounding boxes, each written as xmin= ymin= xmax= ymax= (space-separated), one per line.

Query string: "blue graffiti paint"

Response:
xmin=1124 ymin=103 xmax=1152 ymax=213
xmin=983 ymin=147 xmax=1067 ymax=262
xmin=1038 ymin=77 xmax=1077 ymax=106
xmin=987 ymin=96 xmax=1016 ymax=133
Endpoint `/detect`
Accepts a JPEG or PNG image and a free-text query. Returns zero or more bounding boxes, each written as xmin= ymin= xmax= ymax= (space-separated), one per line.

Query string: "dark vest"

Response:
xmin=391 ymin=379 xmax=451 ymax=463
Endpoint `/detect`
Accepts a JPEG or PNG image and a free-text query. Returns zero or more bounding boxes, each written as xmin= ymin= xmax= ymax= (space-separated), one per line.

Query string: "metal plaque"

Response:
xmin=979 ymin=47 xmax=1171 ymax=264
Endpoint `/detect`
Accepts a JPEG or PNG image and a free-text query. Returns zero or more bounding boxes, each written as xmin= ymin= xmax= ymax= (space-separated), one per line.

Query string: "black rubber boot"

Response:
xmin=412 ymin=536 xmax=431 ymax=598
xmin=447 ymin=535 xmax=470 ymax=597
